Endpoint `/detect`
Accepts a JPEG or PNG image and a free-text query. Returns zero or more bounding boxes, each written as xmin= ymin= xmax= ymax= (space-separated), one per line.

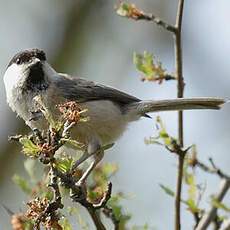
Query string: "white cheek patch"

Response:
xmin=3 ymin=64 xmax=26 ymax=93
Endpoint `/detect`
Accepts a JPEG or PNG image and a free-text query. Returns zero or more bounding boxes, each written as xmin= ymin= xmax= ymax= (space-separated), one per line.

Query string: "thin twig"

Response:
xmin=196 ymin=179 xmax=230 ymax=230
xmin=116 ymin=2 xmax=176 ymax=33
xmin=191 ymin=157 xmax=230 ymax=229
xmin=209 ymin=158 xmax=230 ymax=179
xmin=174 ymin=1 xmax=185 ymax=230
xmin=132 ymin=0 xmax=186 ymax=228
xmin=136 ymin=13 xmax=176 ymax=33
xmin=195 ymin=157 xmax=230 ymax=181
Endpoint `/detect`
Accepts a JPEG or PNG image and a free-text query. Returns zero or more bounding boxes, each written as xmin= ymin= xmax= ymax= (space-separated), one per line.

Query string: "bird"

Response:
xmin=3 ymin=48 xmax=225 ymax=179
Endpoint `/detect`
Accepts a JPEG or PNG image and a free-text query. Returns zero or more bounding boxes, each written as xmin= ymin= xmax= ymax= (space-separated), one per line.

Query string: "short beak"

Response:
xmin=30 ymin=58 xmax=42 ymax=68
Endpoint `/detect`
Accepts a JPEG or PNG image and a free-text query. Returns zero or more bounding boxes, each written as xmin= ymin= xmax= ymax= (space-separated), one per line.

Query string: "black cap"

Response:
xmin=7 ymin=48 xmax=46 ymax=68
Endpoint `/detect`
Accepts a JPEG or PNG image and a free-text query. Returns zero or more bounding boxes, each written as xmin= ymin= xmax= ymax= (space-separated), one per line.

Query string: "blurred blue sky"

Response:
xmin=0 ymin=0 xmax=229 ymax=229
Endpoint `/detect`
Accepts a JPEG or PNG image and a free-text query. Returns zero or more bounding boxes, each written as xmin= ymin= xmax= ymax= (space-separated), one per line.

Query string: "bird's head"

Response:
xmin=4 ymin=48 xmax=56 ymax=94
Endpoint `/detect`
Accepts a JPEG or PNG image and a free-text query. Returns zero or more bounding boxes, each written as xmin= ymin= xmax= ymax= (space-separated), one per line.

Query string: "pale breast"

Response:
xmin=72 ymin=100 xmax=128 ymax=145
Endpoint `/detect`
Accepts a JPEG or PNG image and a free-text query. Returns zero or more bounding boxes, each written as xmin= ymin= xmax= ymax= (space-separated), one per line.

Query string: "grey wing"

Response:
xmin=54 ymin=73 xmax=141 ymax=105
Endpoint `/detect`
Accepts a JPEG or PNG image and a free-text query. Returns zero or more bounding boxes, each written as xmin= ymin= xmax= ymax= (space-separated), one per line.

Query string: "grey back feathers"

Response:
xmin=55 ymin=73 xmax=141 ymax=106
xmin=54 ymin=74 xmax=225 ymax=117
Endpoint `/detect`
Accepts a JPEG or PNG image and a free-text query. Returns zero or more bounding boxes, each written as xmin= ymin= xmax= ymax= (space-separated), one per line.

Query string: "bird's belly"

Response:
xmin=72 ymin=100 xmax=128 ymax=145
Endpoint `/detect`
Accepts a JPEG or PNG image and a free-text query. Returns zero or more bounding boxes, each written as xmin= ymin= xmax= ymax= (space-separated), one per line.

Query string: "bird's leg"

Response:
xmin=76 ymin=150 xmax=104 ymax=186
xmin=70 ymin=137 xmax=102 ymax=175
xmin=70 ymin=150 xmax=94 ymax=174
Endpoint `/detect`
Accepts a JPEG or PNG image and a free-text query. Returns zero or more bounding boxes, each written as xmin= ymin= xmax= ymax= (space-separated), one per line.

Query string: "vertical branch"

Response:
xmin=174 ymin=1 xmax=185 ymax=230
xmin=175 ymin=0 xmax=185 ymax=144
xmin=116 ymin=1 xmax=188 ymax=229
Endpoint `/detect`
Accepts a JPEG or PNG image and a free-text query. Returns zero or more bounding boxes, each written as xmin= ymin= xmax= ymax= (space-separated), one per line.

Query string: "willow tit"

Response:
xmin=3 ymin=49 xmax=225 ymax=174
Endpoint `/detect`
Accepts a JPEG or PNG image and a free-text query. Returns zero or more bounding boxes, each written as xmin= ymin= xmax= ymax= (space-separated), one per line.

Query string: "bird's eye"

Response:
xmin=16 ymin=58 xmax=21 ymax=64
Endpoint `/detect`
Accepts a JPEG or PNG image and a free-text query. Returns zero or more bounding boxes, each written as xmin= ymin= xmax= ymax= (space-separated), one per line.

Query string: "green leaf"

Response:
xmin=159 ymin=130 xmax=172 ymax=146
xmin=133 ymin=51 xmax=169 ymax=83
xmin=159 ymin=130 xmax=169 ymax=139
xmin=159 ymin=184 xmax=175 ymax=197
xmin=186 ymin=173 xmax=196 ymax=203
xmin=55 ymin=156 xmax=73 ymax=173
xmin=19 ymin=137 xmax=41 ymax=157
xmin=186 ymin=199 xmax=199 ymax=213
xmin=12 ymin=174 xmax=32 ymax=194
xmin=156 ymin=116 xmax=173 ymax=146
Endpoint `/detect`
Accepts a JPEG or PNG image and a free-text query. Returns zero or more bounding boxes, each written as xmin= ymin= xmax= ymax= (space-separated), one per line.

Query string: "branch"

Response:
xmin=174 ymin=1 xmax=185 ymax=230
xmin=195 ymin=158 xmax=230 ymax=180
xmin=190 ymin=157 xmax=230 ymax=229
xmin=140 ymin=13 xmax=176 ymax=33
xmin=196 ymin=179 xmax=230 ymax=230
xmin=16 ymin=100 xmax=113 ymax=229
xmin=119 ymin=1 xmax=186 ymax=228
xmin=116 ymin=2 xmax=176 ymax=33
xmin=53 ymin=167 xmax=112 ymax=230
xmin=33 ymin=166 xmax=64 ymax=229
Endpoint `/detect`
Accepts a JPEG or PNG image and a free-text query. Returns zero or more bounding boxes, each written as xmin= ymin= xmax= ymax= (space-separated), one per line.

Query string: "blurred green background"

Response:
xmin=0 ymin=0 xmax=230 ymax=229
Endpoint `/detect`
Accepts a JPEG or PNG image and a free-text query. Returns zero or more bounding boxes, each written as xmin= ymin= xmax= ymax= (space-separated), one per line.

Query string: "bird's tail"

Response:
xmin=126 ymin=97 xmax=225 ymax=117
